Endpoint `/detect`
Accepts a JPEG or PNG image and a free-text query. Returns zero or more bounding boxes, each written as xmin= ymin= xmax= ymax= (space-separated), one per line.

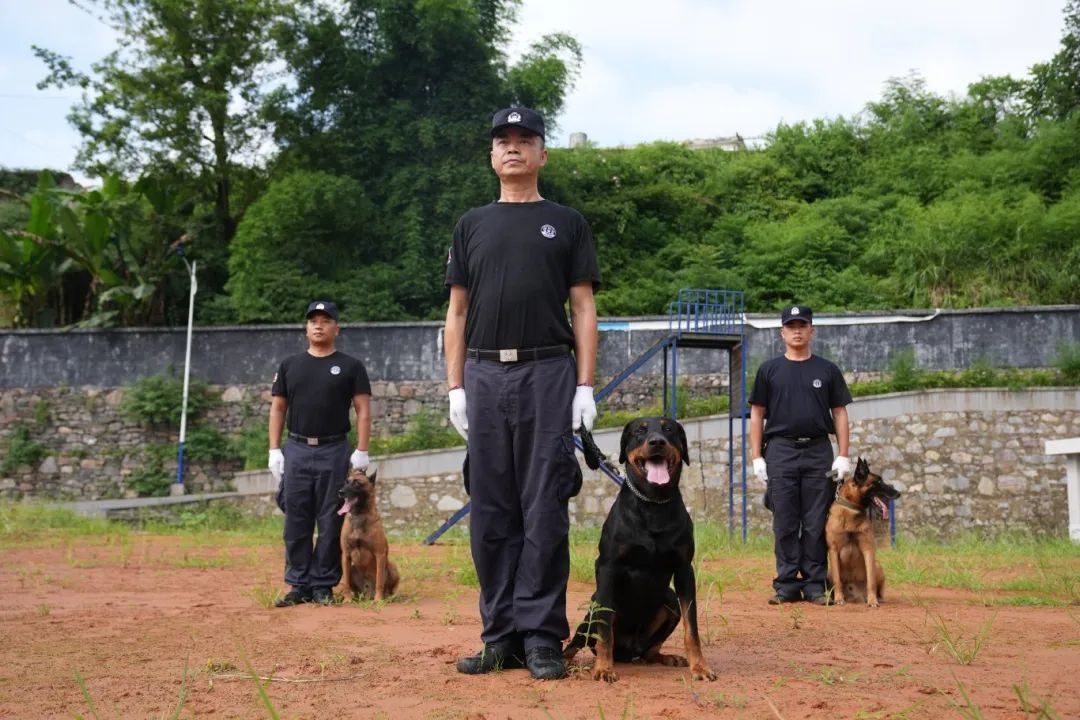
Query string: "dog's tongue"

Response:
xmin=337 ymin=497 xmax=357 ymax=516
xmin=646 ymin=460 xmax=670 ymax=485
xmin=873 ymin=496 xmax=889 ymax=520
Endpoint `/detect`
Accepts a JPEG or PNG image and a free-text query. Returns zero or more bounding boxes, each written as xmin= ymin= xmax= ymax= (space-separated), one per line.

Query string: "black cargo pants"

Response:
xmin=764 ymin=436 xmax=834 ymax=599
xmin=464 ymin=354 xmax=582 ymax=652
xmin=281 ymin=438 xmax=351 ymax=590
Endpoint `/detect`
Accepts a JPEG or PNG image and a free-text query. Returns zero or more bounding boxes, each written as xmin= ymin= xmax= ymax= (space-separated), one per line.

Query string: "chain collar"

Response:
xmin=622 ymin=475 xmax=674 ymax=505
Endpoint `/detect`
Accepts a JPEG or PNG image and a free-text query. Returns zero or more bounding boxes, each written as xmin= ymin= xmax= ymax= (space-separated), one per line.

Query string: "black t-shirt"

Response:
xmin=444 ymin=200 xmax=600 ymax=349
xmin=271 ymin=351 xmax=371 ymax=437
xmin=748 ymin=354 xmax=852 ymax=440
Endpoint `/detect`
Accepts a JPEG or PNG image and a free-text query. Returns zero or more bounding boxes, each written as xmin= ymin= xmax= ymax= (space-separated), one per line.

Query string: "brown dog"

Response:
xmin=337 ymin=469 xmax=399 ymax=601
xmin=825 ymin=458 xmax=900 ymax=607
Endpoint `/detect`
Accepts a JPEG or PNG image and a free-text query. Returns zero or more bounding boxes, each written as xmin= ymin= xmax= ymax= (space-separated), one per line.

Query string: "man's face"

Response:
xmin=306 ymin=313 xmax=339 ymax=344
xmin=781 ymin=320 xmax=813 ymax=348
xmin=490 ymin=127 xmax=547 ymax=180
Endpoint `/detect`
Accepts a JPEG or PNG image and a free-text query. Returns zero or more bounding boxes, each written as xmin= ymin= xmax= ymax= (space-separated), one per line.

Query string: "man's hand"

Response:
xmin=572 ymin=385 xmax=597 ymax=431
xmin=831 ymin=455 xmax=852 ymax=479
xmin=350 ymin=449 xmax=369 ymax=471
xmin=269 ymin=448 xmax=284 ymax=482
xmin=448 ymin=387 xmax=468 ymax=439
xmin=752 ymin=457 xmax=768 ymax=482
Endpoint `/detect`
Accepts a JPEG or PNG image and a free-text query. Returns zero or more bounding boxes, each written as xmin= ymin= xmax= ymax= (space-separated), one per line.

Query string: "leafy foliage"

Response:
xmin=0 ymin=425 xmax=47 ymax=475
xmin=121 ymin=373 xmax=216 ymax=429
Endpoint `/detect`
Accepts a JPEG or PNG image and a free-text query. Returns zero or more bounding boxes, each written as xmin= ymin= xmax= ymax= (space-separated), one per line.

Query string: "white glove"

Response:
xmin=448 ymin=387 xmax=468 ymax=439
xmin=572 ymin=385 xmax=597 ymax=431
xmin=350 ymin=449 xmax=369 ymax=471
xmin=832 ymin=455 xmax=852 ymax=479
xmin=752 ymin=457 xmax=767 ymax=482
xmin=269 ymin=448 xmax=284 ymax=482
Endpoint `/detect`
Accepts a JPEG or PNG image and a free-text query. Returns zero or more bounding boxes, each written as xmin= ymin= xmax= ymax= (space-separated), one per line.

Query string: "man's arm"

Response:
xmin=832 ymin=405 xmax=850 ymax=457
xmin=749 ymin=404 xmax=766 ymax=459
xmin=445 ymin=285 xmax=469 ymax=388
xmin=569 ymin=282 xmax=597 ymax=385
xmin=269 ymin=396 xmax=287 ymax=449
xmin=353 ymin=393 xmax=371 ymax=451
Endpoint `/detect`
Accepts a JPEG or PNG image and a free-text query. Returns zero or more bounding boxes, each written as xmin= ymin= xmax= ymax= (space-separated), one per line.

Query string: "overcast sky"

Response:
xmin=0 ymin=0 xmax=1068 ymax=182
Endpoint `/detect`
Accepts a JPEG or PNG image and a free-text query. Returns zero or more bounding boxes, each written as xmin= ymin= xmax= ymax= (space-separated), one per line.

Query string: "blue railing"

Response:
xmin=668 ymin=288 xmax=744 ymax=337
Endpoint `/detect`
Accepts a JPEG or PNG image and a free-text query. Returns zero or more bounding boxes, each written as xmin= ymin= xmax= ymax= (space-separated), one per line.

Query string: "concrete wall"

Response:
xmin=3 ymin=306 xmax=1078 ymax=388
xmin=226 ymin=389 xmax=1079 ymax=540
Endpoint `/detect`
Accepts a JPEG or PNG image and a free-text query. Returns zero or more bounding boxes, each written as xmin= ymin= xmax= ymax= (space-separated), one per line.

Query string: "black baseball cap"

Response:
xmin=781 ymin=305 xmax=812 ymax=325
xmin=305 ymin=300 xmax=339 ymax=322
xmin=491 ymin=106 xmax=545 ymax=139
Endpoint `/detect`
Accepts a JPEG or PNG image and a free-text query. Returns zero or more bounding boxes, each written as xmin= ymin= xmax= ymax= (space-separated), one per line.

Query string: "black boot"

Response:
xmin=274 ymin=587 xmax=312 ymax=607
xmin=525 ymin=646 xmax=567 ymax=680
xmin=456 ymin=641 xmax=525 ymax=674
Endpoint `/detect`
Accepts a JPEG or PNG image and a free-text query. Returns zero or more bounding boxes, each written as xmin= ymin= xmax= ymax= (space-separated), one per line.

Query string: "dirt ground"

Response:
xmin=1 ymin=535 xmax=1077 ymax=720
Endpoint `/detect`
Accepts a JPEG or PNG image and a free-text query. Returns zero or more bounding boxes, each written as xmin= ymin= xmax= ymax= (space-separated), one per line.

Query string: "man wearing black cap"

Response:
xmin=268 ymin=300 xmax=372 ymax=606
xmin=748 ymin=305 xmax=852 ymax=606
xmin=444 ymin=106 xmax=600 ymax=680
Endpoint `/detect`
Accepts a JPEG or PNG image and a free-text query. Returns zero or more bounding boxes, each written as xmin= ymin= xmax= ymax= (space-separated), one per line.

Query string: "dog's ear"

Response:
xmin=675 ymin=420 xmax=690 ymax=466
xmin=368 ymin=470 xmax=377 ymax=484
xmin=619 ymin=420 xmax=636 ymax=464
xmin=854 ymin=457 xmax=869 ymax=482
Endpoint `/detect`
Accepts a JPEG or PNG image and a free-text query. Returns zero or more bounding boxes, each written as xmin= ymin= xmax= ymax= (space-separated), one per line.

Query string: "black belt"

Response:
xmin=769 ymin=435 xmax=829 ymax=447
xmin=288 ymin=432 xmax=346 ymax=447
xmin=466 ymin=345 xmax=570 ymax=363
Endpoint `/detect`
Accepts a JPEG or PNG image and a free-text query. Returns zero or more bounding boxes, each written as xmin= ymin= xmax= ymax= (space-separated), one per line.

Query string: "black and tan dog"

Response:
xmin=337 ymin=469 xmax=399 ymax=602
xmin=564 ymin=417 xmax=716 ymax=683
xmin=825 ymin=457 xmax=900 ymax=608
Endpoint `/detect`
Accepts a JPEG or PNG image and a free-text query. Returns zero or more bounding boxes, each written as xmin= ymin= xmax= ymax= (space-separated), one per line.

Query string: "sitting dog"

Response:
xmin=825 ymin=458 xmax=901 ymax=607
xmin=564 ymin=417 xmax=716 ymax=683
xmin=337 ymin=469 xmax=399 ymax=601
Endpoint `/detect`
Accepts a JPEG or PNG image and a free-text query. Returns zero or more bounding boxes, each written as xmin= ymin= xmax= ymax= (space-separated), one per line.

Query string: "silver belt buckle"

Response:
xmin=307 ymin=437 xmax=319 ymax=446
xmin=499 ymin=348 xmax=518 ymax=362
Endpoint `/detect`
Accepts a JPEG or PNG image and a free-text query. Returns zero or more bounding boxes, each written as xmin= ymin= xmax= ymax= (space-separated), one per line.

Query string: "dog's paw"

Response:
xmin=835 ymin=596 xmax=846 ymax=606
xmin=652 ymin=653 xmax=688 ymax=667
xmin=592 ymin=666 xmax=619 ymax=683
xmin=692 ymin=664 xmax=717 ymax=681
xmin=867 ymin=598 xmax=879 ymax=608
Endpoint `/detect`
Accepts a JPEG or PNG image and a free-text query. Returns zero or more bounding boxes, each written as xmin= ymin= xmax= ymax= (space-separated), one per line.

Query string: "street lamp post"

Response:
xmin=173 ymin=256 xmax=198 ymax=496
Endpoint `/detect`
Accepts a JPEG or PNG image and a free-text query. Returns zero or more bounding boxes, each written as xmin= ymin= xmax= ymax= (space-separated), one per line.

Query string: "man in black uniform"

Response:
xmin=749 ymin=305 xmax=852 ymax=605
xmin=444 ymin=106 xmax=600 ymax=680
xmin=268 ymin=300 xmax=372 ymax=606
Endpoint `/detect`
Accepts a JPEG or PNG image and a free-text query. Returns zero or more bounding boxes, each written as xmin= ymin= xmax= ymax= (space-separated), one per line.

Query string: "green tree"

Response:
xmin=34 ymin=0 xmax=285 ymax=305
xmin=1026 ymin=0 xmax=1080 ymax=121
xmin=266 ymin=0 xmax=582 ymax=320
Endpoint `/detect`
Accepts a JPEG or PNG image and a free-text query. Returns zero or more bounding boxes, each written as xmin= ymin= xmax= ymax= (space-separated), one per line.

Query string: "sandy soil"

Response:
xmin=0 ymin=535 xmax=1077 ymax=719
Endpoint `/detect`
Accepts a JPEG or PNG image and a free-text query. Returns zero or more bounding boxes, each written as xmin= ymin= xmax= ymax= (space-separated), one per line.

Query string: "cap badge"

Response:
xmin=791 ymin=307 xmax=800 ymax=315
xmin=540 ymin=224 xmax=556 ymax=238
xmin=508 ymin=111 xmax=522 ymax=123
xmin=316 ymin=303 xmax=325 ymax=310
xmin=331 ymin=365 xmax=341 ymax=376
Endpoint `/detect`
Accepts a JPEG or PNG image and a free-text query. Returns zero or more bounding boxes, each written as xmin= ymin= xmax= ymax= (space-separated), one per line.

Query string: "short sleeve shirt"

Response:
xmin=749 ymin=354 xmax=851 ymax=439
xmin=271 ymin=351 xmax=371 ymax=437
xmin=444 ymin=199 xmax=600 ymax=349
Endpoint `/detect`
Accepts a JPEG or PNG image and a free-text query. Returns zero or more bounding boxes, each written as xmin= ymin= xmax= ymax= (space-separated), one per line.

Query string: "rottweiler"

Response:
xmin=564 ymin=416 xmax=716 ymax=683
xmin=337 ymin=469 xmax=400 ymax=602
xmin=825 ymin=458 xmax=900 ymax=607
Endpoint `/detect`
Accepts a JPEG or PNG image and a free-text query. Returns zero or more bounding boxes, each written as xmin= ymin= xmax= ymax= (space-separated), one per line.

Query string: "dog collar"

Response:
xmin=833 ymin=495 xmax=863 ymax=513
xmin=622 ymin=476 xmax=674 ymax=505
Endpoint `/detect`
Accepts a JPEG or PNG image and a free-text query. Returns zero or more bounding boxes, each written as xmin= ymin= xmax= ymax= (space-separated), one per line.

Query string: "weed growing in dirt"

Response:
xmin=699 ymin=581 xmax=727 ymax=645
xmin=36 ymin=604 xmax=49 ymax=617
xmin=927 ymin=610 xmax=996 ymax=665
xmin=1012 ymin=678 xmax=1063 ymax=719
xmin=572 ymin=600 xmax=613 ymax=646
xmin=809 ymin=665 xmax=862 ymax=685
xmin=949 ymin=673 xmax=985 ymax=720
xmin=248 ymin=585 xmax=280 ymax=609
xmin=786 ymin=605 xmax=804 ymax=630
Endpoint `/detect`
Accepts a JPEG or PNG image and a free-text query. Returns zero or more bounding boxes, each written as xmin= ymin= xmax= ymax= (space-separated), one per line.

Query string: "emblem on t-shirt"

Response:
xmin=447 ymin=247 xmax=452 ymax=265
xmin=272 ymin=372 xmax=278 ymax=383
xmin=540 ymin=224 xmax=556 ymax=238
xmin=331 ymin=366 xmax=341 ymax=376
xmin=812 ymin=378 xmax=822 ymax=388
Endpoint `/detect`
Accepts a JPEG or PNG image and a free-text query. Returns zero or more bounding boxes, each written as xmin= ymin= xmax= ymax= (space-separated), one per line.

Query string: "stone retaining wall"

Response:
xmin=343 ymin=391 xmax=1080 ymax=540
